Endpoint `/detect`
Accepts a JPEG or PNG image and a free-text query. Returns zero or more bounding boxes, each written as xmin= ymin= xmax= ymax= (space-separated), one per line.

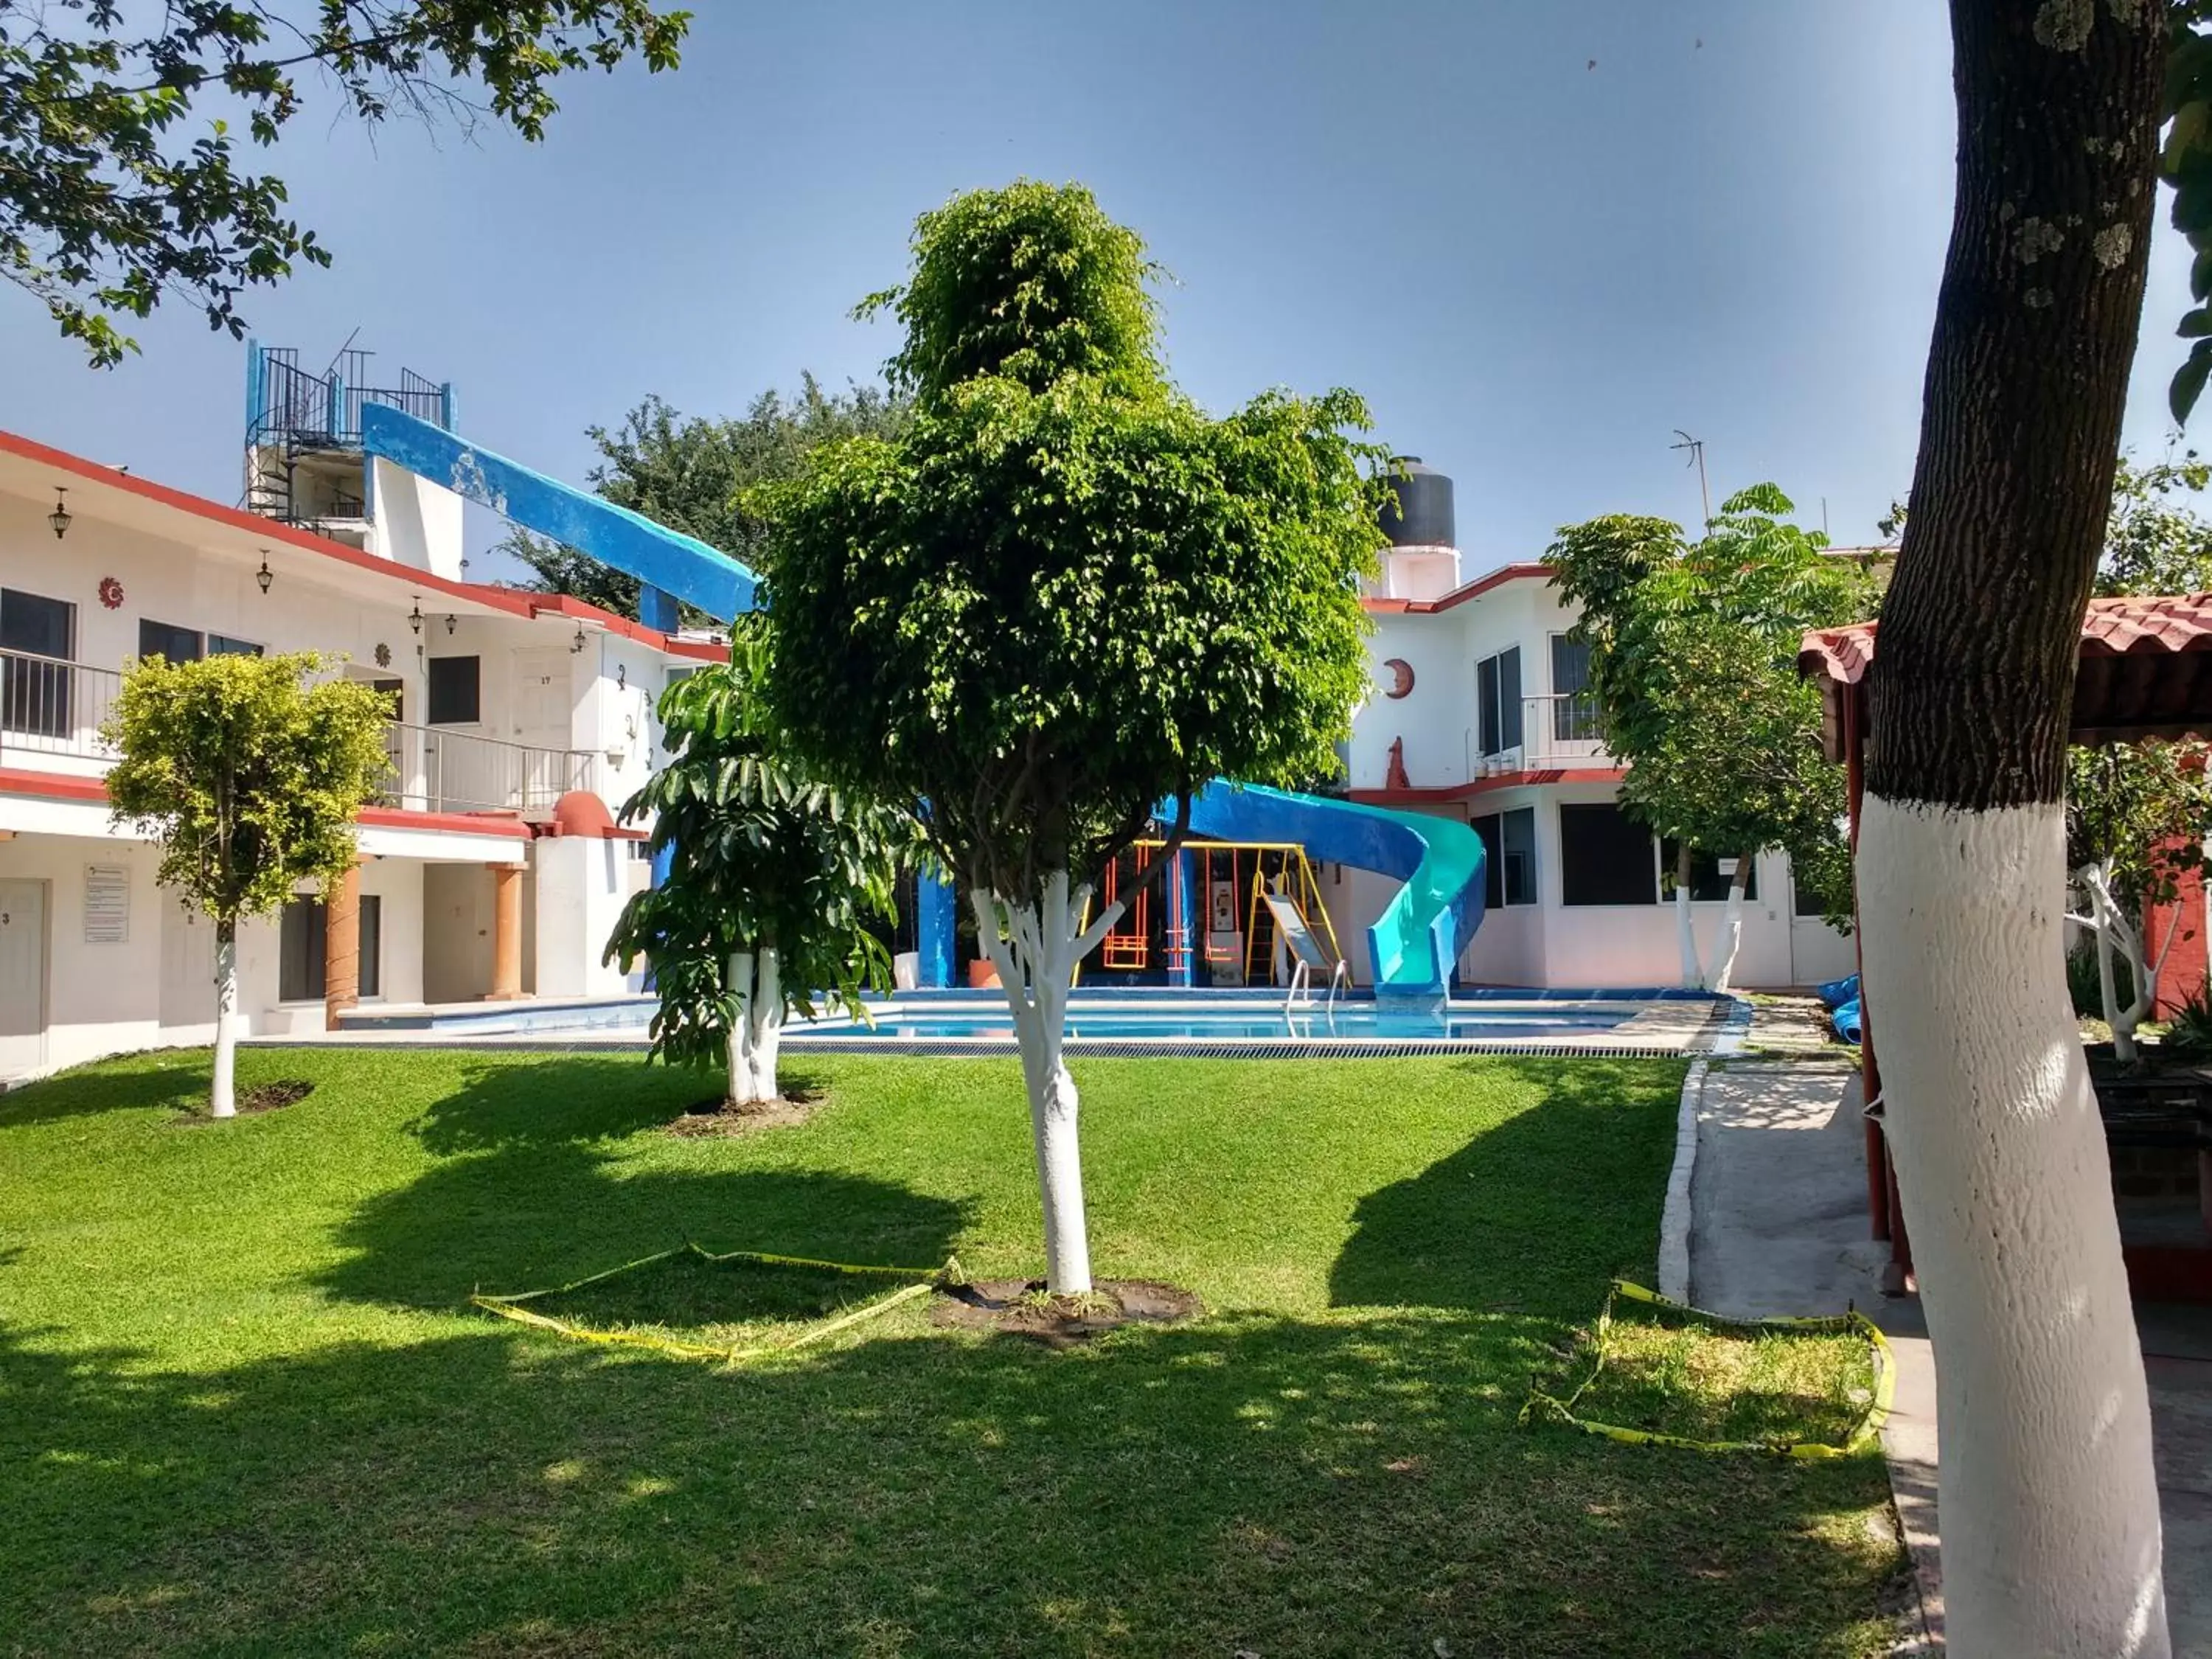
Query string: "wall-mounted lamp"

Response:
xmin=408 ymin=602 xmax=423 ymax=636
xmin=571 ymin=623 xmax=587 ymax=654
xmin=48 ymin=487 xmax=71 ymax=540
xmin=445 ymin=613 xmax=457 ymax=636
xmin=255 ymin=554 xmax=273 ymax=595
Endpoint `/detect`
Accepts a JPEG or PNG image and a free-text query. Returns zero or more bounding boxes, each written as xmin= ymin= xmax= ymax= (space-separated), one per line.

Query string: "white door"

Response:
xmin=159 ymin=894 xmax=218 ymax=1034
xmin=0 ymin=879 xmax=49 ymax=1078
xmin=510 ymin=650 xmax=571 ymax=748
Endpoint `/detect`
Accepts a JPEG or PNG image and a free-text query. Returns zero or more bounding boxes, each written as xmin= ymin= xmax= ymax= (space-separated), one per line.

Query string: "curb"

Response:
xmin=1658 ymin=1058 xmax=1705 ymax=1302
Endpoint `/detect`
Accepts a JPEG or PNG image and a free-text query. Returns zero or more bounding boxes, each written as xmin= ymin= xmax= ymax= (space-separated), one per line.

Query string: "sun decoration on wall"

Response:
xmin=97 ymin=576 xmax=124 ymax=610
xmin=374 ymin=642 xmax=392 ymax=668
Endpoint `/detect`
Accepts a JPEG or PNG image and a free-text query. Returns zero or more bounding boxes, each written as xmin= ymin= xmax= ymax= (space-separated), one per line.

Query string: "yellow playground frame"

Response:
xmin=1081 ymin=838 xmax=1345 ymax=986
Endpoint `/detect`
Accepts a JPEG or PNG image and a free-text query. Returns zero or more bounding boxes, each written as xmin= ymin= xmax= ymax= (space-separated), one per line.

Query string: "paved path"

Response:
xmin=1686 ymin=1061 xmax=2212 ymax=1655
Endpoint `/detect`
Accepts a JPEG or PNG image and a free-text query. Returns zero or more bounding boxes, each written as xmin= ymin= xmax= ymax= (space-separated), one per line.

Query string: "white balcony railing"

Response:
xmin=0 ymin=647 xmax=596 ymax=815
xmin=1473 ymin=692 xmax=1612 ymax=774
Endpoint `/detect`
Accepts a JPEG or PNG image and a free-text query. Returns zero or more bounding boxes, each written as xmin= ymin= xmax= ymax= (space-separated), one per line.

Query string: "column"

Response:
xmin=323 ymin=862 xmax=361 ymax=1031
xmin=489 ymin=863 xmax=526 ymax=1001
xmin=1167 ymin=850 xmax=1195 ymax=988
xmin=917 ymin=869 xmax=956 ymax=990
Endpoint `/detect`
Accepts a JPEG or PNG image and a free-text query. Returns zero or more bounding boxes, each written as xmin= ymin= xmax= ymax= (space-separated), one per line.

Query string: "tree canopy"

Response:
xmin=1 ymin=1 xmax=687 ymax=366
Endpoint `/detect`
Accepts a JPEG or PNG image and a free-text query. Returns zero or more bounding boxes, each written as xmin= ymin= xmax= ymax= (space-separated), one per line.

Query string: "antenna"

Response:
xmin=321 ymin=327 xmax=363 ymax=380
xmin=1671 ymin=430 xmax=1711 ymax=526
xmin=1821 ymin=497 xmax=1830 ymax=538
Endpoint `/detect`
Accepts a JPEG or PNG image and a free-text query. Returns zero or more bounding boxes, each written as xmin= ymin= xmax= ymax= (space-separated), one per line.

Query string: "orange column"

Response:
xmin=323 ymin=863 xmax=361 ymax=1031
xmin=489 ymin=863 xmax=526 ymax=1001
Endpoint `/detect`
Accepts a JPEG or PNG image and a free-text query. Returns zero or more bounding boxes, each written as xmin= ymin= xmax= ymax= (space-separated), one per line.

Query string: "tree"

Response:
xmin=1 ymin=1 xmax=687 ymax=366
xmin=2098 ymin=453 xmax=2212 ymax=594
xmin=2066 ymin=741 xmax=2212 ymax=1060
xmin=603 ymin=622 xmax=909 ymax=1106
xmin=757 ymin=181 xmax=1382 ymax=1295
xmin=1545 ymin=485 xmax=1873 ymax=990
xmin=102 ymin=652 xmax=392 ymax=1116
xmin=1852 ymin=4 xmax=2174 ymax=1650
xmin=499 ymin=380 xmax=908 ymax=619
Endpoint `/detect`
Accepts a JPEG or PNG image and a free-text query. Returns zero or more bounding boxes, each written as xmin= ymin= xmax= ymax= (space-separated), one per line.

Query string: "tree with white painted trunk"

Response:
xmin=1545 ymin=487 xmax=1869 ymax=990
xmin=757 ymin=181 xmax=1382 ymax=1295
xmin=1851 ymin=3 xmax=2186 ymax=1649
xmin=102 ymin=650 xmax=390 ymax=1118
xmin=605 ymin=624 xmax=908 ymax=1107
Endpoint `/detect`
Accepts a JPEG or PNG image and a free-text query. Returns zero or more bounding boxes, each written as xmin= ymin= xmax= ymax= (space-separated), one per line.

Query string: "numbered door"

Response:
xmin=0 ymin=879 xmax=49 ymax=1077
xmin=509 ymin=649 xmax=576 ymax=807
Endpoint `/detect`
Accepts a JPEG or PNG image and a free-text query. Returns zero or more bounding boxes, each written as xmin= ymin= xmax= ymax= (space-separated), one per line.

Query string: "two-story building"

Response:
xmin=1321 ymin=459 xmax=1860 ymax=990
xmin=0 ymin=388 xmax=722 ymax=1083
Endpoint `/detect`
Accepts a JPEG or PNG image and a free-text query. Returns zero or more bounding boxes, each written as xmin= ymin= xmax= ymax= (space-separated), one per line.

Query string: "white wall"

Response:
xmin=367 ymin=457 xmax=465 ymax=579
xmin=0 ymin=836 xmax=162 ymax=1076
xmin=535 ymin=834 xmax=637 ymax=999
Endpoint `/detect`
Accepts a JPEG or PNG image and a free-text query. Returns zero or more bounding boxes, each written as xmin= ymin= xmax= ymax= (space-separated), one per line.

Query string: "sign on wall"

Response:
xmin=83 ymin=864 xmax=128 ymax=945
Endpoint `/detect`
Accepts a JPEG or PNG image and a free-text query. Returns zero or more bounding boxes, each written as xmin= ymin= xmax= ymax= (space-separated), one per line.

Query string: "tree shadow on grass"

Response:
xmin=0 ymin=1302 xmax=1901 ymax=1659
xmin=0 ymin=1054 xmax=211 ymax=1127
xmin=399 ymin=1055 xmax=842 ymax=1155
xmin=1328 ymin=1058 xmax=1685 ymax=1317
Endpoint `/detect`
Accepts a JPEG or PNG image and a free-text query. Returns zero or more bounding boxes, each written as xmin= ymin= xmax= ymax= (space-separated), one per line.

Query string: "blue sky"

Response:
xmin=0 ymin=1 xmax=2202 ymax=576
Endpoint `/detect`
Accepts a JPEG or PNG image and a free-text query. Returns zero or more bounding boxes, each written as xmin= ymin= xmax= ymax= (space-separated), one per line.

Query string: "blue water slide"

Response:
xmin=1183 ymin=782 xmax=1486 ymax=998
xmin=360 ymin=404 xmax=757 ymax=622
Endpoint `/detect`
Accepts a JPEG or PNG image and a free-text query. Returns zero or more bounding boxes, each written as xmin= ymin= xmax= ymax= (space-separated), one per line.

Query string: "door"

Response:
xmin=159 ymin=894 xmax=218 ymax=1033
xmin=0 ymin=879 xmax=49 ymax=1077
xmin=509 ymin=649 xmax=574 ymax=807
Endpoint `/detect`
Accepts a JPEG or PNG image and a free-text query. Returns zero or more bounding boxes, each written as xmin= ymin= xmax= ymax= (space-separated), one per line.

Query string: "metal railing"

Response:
xmin=380 ymin=722 xmax=597 ymax=815
xmin=0 ymin=647 xmax=122 ymax=762
xmin=1473 ymin=692 xmax=1612 ymax=773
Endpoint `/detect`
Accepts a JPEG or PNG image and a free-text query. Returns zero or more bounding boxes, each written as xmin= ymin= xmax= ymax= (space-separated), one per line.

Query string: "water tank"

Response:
xmin=1378 ymin=457 xmax=1455 ymax=549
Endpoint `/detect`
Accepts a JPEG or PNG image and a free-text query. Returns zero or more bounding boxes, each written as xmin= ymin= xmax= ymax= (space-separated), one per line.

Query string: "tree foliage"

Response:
xmin=759 ymin=181 xmax=1385 ymax=909
xmin=2159 ymin=2 xmax=2212 ymax=419
xmin=499 ymin=379 xmax=908 ymax=620
xmin=604 ymin=622 xmax=910 ymax=1079
xmin=102 ymin=650 xmax=392 ymax=922
xmin=1 ymin=1 xmax=688 ymax=366
xmin=1545 ymin=484 xmax=1877 ymax=927
xmin=2095 ymin=453 xmax=2212 ymax=593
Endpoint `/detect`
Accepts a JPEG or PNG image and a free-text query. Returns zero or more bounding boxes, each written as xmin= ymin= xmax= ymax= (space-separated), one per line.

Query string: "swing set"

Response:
xmin=1088 ymin=838 xmax=1346 ymax=987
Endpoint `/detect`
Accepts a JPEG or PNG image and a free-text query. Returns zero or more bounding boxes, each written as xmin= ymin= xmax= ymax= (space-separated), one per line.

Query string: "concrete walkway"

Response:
xmin=1685 ymin=1062 xmax=2212 ymax=1655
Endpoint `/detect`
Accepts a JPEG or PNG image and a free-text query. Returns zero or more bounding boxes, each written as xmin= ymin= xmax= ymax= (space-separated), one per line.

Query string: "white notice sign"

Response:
xmin=83 ymin=864 xmax=128 ymax=945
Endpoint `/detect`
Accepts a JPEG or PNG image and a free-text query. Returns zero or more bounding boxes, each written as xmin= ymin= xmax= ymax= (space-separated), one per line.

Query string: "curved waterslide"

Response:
xmin=1184 ymin=782 xmax=1486 ymax=998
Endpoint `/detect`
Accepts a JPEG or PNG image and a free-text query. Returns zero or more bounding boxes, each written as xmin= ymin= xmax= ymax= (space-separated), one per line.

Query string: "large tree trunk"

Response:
xmin=1674 ymin=842 xmax=1703 ymax=988
xmin=972 ymin=871 xmax=1120 ymax=1295
xmin=723 ymin=946 xmax=785 ymax=1105
xmin=1708 ymin=855 xmax=1751 ymax=993
xmin=209 ymin=918 xmax=238 ymax=1119
xmin=1860 ymin=4 xmax=2169 ymax=1651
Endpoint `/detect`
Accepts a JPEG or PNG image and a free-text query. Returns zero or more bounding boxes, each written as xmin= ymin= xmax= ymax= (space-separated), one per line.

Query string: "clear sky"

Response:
xmin=0 ymin=1 xmax=2202 ymax=577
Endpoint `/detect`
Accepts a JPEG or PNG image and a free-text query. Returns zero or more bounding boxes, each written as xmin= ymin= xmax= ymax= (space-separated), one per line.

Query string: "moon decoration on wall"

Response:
xmin=97 ymin=576 xmax=125 ymax=610
xmin=1382 ymin=658 xmax=1415 ymax=699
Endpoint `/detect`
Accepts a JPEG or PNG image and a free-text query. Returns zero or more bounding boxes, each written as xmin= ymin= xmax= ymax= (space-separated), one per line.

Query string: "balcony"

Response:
xmin=0 ymin=647 xmax=597 ymax=816
xmin=1473 ymin=692 xmax=1613 ymax=775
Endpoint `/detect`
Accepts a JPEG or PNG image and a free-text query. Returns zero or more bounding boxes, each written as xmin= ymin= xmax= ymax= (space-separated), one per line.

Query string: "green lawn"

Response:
xmin=0 ymin=1047 xmax=1900 ymax=1657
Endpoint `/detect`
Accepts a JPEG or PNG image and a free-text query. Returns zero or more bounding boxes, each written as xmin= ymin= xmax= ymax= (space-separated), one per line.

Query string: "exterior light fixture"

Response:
xmin=445 ymin=613 xmax=457 ymax=636
xmin=571 ymin=623 xmax=587 ymax=654
xmin=48 ymin=488 xmax=71 ymax=540
xmin=255 ymin=554 xmax=273 ymax=595
xmin=408 ymin=602 xmax=423 ymax=636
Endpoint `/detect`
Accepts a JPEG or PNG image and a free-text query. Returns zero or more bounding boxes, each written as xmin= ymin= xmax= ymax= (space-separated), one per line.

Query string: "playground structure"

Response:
xmin=1089 ymin=839 xmax=1346 ymax=989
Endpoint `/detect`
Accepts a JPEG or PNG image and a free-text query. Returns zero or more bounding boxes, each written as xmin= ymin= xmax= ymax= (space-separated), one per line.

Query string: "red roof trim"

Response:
xmin=1363 ymin=563 xmax=1551 ymax=616
xmin=1800 ymin=594 xmax=2212 ymax=687
xmin=0 ymin=767 xmax=532 ymax=839
xmin=1351 ymin=766 xmax=1624 ymax=806
xmin=0 ymin=427 xmax=728 ymax=664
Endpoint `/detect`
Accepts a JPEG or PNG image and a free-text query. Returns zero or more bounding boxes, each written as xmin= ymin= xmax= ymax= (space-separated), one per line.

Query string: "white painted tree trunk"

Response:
xmin=1860 ymin=796 xmax=2167 ymax=1655
xmin=723 ymin=946 xmax=785 ymax=1105
xmin=1707 ymin=859 xmax=1750 ymax=995
xmin=209 ymin=923 xmax=239 ymax=1119
xmin=1674 ymin=846 xmax=1704 ymax=989
xmin=972 ymin=871 xmax=1121 ymax=1296
xmin=2075 ymin=861 xmax=2176 ymax=1067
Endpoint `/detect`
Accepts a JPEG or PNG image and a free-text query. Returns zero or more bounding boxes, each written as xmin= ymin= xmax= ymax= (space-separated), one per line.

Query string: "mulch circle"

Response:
xmin=663 ymin=1089 xmax=824 ymax=1138
xmin=931 ymin=1278 xmax=1203 ymax=1346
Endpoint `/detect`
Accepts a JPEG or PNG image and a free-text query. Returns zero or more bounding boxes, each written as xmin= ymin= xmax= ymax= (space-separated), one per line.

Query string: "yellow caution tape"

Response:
xmin=1519 ymin=1279 xmax=1896 ymax=1461
xmin=471 ymin=1242 xmax=964 ymax=1367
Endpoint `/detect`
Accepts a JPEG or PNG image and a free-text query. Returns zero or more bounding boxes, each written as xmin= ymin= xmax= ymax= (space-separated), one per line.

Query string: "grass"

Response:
xmin=0 ymin=1046 xmax=1902 ymax=1657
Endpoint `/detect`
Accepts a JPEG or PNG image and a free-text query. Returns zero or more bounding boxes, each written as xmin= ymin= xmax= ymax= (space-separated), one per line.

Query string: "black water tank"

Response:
xmin=1378 ymin=456 xmax=1455 ymax=548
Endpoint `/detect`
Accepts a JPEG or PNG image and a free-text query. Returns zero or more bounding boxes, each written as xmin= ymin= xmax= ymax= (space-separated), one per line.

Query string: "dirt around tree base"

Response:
xmin=175 ymin=1079 xmax=314 ymax=1123
xmin=664 ymin=1088 xmax=824 ymax=1138
xmin=931 ymin=1278 xmax=1203 ymax=1346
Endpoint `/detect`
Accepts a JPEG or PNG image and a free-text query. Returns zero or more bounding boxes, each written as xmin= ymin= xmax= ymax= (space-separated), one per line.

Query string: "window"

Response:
xmin=209 ymin=635 xmax=262 ymax=658
xmin=1475 ymin=646 xmax=1522 ymax=757
xmin=1559 ymin=802 xmax=1658 ymax=905
xmin=0 ymin=588 xmax=75 ymax=737
xmin=1472 ymin=807 xmax=1538 ymax=908
xmin=139 ymin=619 xmax=202 ymax=665
xmin=279 ymin=894 xmax=380 ymax=1001
xmin=427 ymin=655 xmax=480 ymax=725
xmin=1550 ymin=634 xmax=1603 ymax=744
xmin=1660 ymin=841 xmax=1759 ymax=902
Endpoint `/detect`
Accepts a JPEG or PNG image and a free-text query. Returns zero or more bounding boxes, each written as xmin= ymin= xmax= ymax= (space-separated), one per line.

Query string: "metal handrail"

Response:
xmin=1472 ymin=692 xmax=1611 ymax=773
xmin=380 ymin=720 xmax=597 ymax=815
xmin=0 ymin=647 xmax=123 ymax=759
